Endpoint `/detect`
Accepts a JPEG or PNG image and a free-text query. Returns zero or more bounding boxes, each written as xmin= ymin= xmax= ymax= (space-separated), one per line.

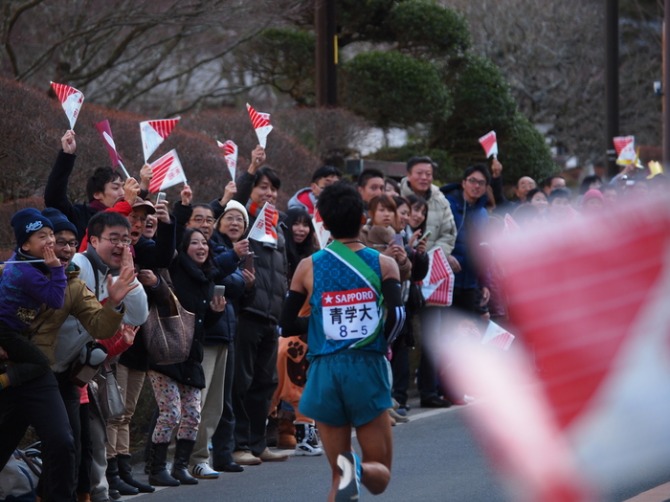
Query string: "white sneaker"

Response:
xmin=191 ymin=462 xmax=219 ymax=479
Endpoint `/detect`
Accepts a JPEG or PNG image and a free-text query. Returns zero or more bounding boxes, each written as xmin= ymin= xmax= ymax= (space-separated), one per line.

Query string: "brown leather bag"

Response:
xmin=143 ymin=289 xmax=195 ymax=365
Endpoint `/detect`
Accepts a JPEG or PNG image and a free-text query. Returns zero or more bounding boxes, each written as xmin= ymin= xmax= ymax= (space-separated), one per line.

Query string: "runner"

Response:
xmin=280 ymin=181 xmax=405 ymax=501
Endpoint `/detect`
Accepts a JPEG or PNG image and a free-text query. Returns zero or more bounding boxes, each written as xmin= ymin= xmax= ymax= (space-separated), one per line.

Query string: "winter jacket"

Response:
xmin=207 ymin=230 xmax=250 ymax=343
xmin=287 ymin=187 xmax=316 ymax=215
xmin=399 ymin=178 xmax=457 ymax=257
xmin=0 ymin=251 xmax=66 ymax=332
xmin=44 ymin=150 xmax=103 ymax=241
xmin=150 ymin=253 xmax=223 ymax=388
xmin=29 ymin=262 xmax=124 ymax=371
xmin=442 ymin=184 xmax=489 ymax=290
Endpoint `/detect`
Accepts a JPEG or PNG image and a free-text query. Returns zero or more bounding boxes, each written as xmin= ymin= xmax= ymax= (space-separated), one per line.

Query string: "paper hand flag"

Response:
xmin=613 ymin=136 xmax=636 ymax=166
xmin=420 ymin=248 xmax=454 ymax=307
xmin=94 ymin=119 xmax=130 ymax=178
xmin=217 ymin=139 xmax=238 ymax=180
xmin=312 ymin=209 xmax=331 ymax=250
xmin=247 ymin=202 xmax=278 ymax=245
xmin=246 ymin=103 xmax=273 ymax=148
xmin=140 ymin=117 xmax=180 ymax=163
xmin=478 ymin=131 xmax=498 ymax=159
xmin=50 ymin=82 xmax=84 ymax=129
xmin=148 ymin=150 xmax=187 ymax=193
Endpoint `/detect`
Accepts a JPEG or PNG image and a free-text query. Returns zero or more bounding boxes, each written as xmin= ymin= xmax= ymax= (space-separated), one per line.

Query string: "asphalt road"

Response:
xmin=123 ymin=398 xmax=670 ymax=502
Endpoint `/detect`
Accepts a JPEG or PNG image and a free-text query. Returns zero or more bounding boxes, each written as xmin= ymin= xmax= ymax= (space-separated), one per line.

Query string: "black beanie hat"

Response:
xmin=42 ymin=207 xmax=78 ymax=236
xmin=11 ymin=208 xmax=54 ymax=250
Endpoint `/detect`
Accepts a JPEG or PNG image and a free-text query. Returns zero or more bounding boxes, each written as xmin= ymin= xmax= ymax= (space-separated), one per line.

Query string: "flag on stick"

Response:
xmin=478 ymin=130 xmax=498 ymax=159
xmin=613 ymin=136 xmax=636 ymax=166
xmin=50 ymin=82 xmax=84 ymax=129
xmin=148 ymin=149 xmax=187 ymax=193
xmin=217 ymin=139 xmax=238 ymax=180
xmin=140 ymin=117 xmax=180 ymax=163
xmin=94 ymin=120 xmax=130 ymax=178
xmin=247 ymin=202 xmax=278 ymax=245
xmin=312 ymin=209 xmax=331 ymax=249
xmin=246 ymin=103 xmax=273 ymax=148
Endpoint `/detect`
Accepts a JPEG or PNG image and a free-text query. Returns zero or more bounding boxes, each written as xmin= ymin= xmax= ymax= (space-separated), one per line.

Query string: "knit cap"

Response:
xmin=11 ymin=208 xmax=54 ymax=249
xmin=42 ymin=207 xmax=77 ymax=236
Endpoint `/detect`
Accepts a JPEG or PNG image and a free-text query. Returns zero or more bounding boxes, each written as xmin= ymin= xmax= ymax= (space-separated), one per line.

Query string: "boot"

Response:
xmin=265 ymin=416 xmax=278 ymax=447
xmin=148 ymin=442 xmax=180 ymax=487
xmin=171 ymin=439 xmax=198 ymax=485
xmin=294 ymin=422 xmax=323 ymax=456
xmin=117 ymin=454 xmax=155 ymax=493
xmin=277 ymin=418 xmax=296 ymax=449
xmin=105 ymin=457 xmax=139 ymax=496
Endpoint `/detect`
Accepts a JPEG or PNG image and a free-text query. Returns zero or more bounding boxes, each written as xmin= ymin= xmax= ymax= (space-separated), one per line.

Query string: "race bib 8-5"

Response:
xmin=321 ymin=287 xmax=381 ymax=341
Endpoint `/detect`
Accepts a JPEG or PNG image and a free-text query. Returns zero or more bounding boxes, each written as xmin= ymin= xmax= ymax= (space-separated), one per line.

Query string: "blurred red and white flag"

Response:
xmin=140 ymin=117 xmax=180 ymax=163
xmin=95 ymin=120 xmax=123 ymax=170
xmin=312 ymin=209 xmax=331 ymax=250
xmin=420 ymin=247 xmax=454 ymax=306
xmin=50 ymin=82 xmax=84 ymax=129
xmin=217 ymin=139 xmax=238 ymax=180
xmin=478 ymin=130 xmax=498 ymax=159
xmin=480 ymin=321 xmax=515 ymax=351
xmin=246 ymin=103 xmax=273 ymax=148
xmin=438 ymin=193 xmax=670 ymax=501
xmin=613 ymin=135 xmax=636 ymax=166
xmin=148 ymin=149 xmax=187 ymax=193
xmin=247 ymin=202 xmax=278 ymax=245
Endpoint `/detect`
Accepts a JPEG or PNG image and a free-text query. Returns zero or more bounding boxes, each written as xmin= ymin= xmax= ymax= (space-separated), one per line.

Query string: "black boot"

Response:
xmin=106 ymin=457 xmax=139 ymax=496
xmin=171 ymin=439 xmax=198 ymax=485
xmin=148 ymin=442 xmax=180 ymax=487
xmin=117 ymin=454 xmax=155 ymax=493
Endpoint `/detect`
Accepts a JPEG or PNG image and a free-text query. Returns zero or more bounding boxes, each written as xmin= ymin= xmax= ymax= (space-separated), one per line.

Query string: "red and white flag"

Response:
xmin=478 ymin=130 xmax=498 ymax=159
xmin=148 ymin=149 xmax=187 ymax=193
xmin=312 ymin=209 xmax=331 ymax=250
xmin=438 ymin=194 xmax=670 ymax=501
xmin=420 ymin=247 xmax=454 ymax=306
xmin=613 ymin=135 xmax=636 ymax=166
xmin=217 ymin=139 xmax=238 ymax=180
xmin=247 ymin=202 xmax=278 ymax=245
xmin=140 ymin=117 xmax=180 ymax=163
xmin=50 ymin=82 xmax=84 ymax=129
xmin=246 ymin=103 xmax=273 ymax=148
xmin=94 ymin=120 xmax=124 ymax=170
xmin=480 ymin=321 xmax=515 ymax=351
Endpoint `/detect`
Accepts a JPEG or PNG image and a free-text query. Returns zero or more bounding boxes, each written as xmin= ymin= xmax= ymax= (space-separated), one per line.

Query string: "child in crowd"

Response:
xmin=0 ymin=208 xmax=67 ymax=390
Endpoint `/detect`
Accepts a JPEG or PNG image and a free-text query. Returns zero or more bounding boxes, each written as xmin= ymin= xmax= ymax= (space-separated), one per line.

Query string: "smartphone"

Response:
xmin=155 ymin=192 xmax=166 ymax=205
xmin=414 ymin=230 xmax=432 ymax=248
xmin=242 ymin=252 xmax=255 ymax=272
xmin=213 ymin=285 xmax=226 ymax=298
xmin=392 ymin=234 xmax=404 ymax=247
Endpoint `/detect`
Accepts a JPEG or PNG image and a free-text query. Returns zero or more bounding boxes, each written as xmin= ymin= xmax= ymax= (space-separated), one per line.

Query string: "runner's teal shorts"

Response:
xmin=300 ymin=350 xmax=392 ymax=427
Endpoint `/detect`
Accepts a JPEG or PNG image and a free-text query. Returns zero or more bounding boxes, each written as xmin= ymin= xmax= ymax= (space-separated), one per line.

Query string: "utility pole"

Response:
xmin=605 ymin=0 xmax=620 ymax=179
xmin=315 ymin=0 xmax=337 ymax=107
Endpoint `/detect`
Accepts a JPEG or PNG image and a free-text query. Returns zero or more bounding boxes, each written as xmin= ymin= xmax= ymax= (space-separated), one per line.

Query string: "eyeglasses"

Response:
xmin=465 ymin=177 xmax=487 ymax=187
xmin=55 ymin=239 xmax=79 ymax=249
xmin=99 ymin=236 xmax=132 ymax=246
xmin=128 ymin=213 xmax=148 ymax=223
xmin=222 ymin=216 xmax=245 ymax=224
xmin=191 ymin=216 xmax=215 ymax=224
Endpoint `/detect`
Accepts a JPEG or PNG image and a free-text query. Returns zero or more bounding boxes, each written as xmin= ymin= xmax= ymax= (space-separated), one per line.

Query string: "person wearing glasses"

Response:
xmin=0 ymin=207 xmax=137 ymax=502
xmin=287 ymin=165 xmax=342 ymax=216
xmin=71 ymin=211 xmax=149 ymax=502
xmin=441 ymin=165 xmax=492 ymax=402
